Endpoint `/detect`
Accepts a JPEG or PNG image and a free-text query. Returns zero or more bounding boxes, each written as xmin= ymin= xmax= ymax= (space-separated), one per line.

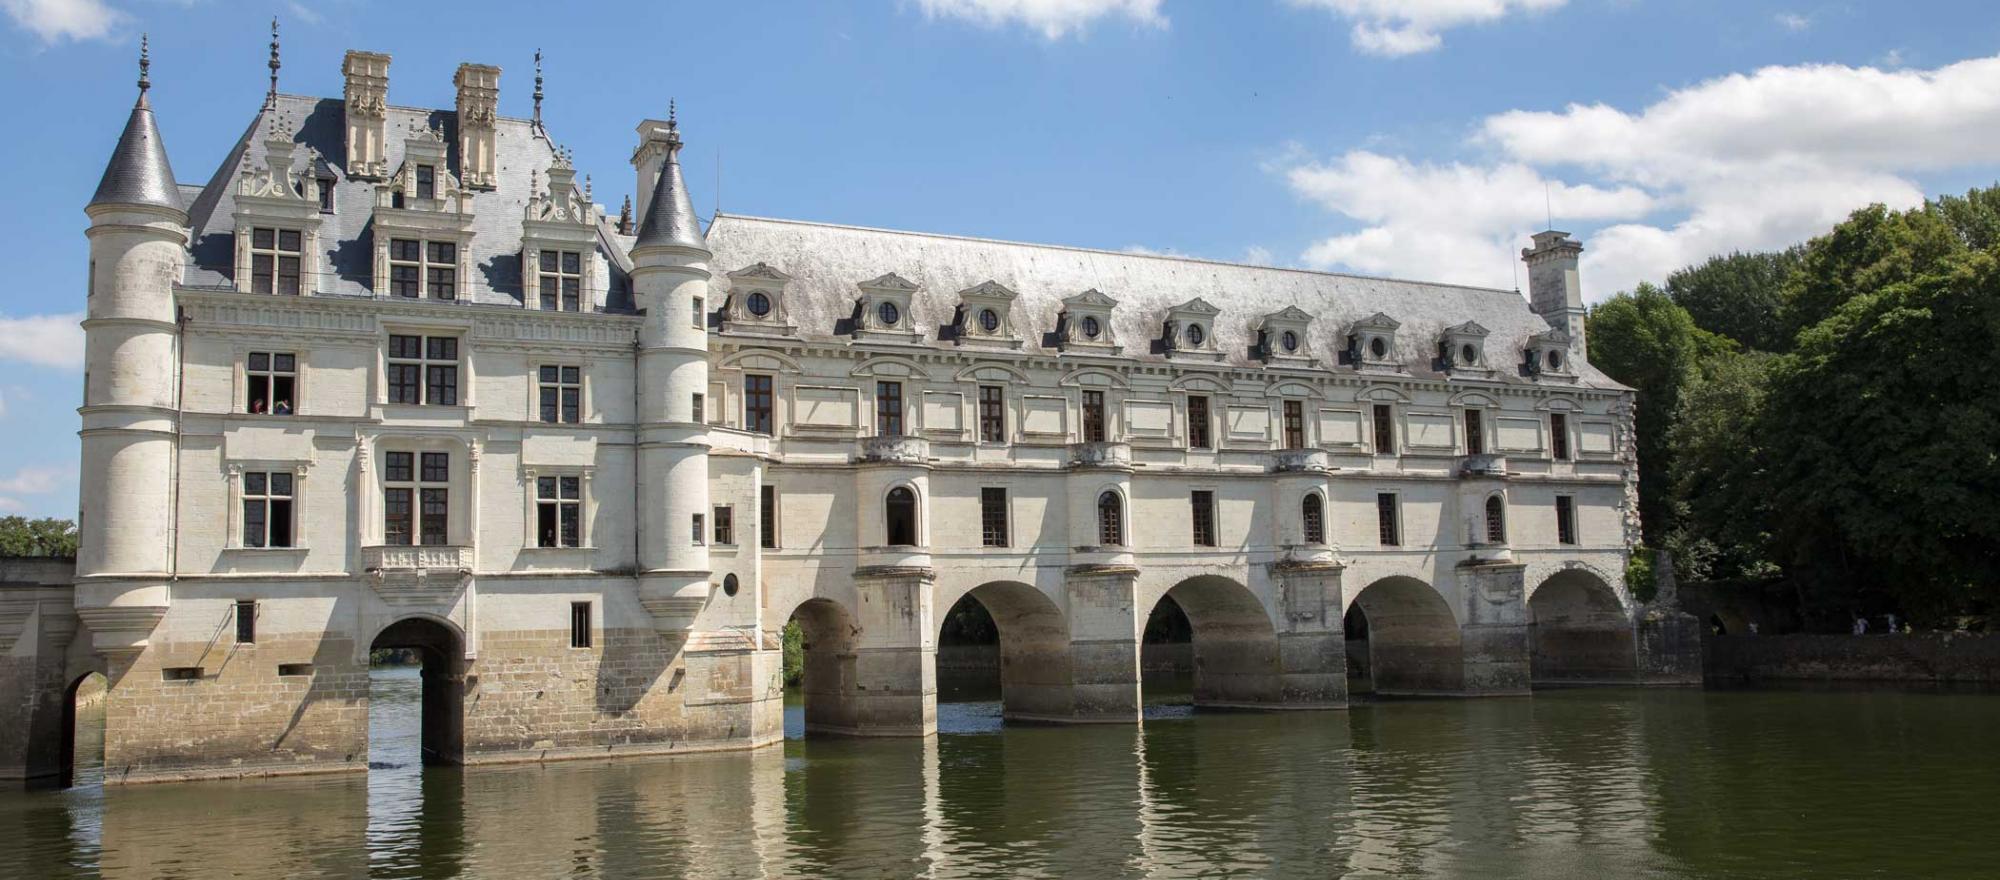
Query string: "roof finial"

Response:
xmin=665 ymin=99 xmax=682 ymax=151
xmin=136 ymin=33 xmax=151 ymax=105
xmin=266 ymin=18 xmax=281 ymax=110
xmin=584 ymin=173 xmax=592 ymax=203
xmin=618 ymin=194 xmax=632 ymax=234
xmin=532 ymin=49 xmax=544 ymax=130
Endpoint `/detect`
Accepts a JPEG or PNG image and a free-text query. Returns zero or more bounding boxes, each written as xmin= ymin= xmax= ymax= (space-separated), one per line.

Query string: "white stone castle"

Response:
xmin=3 ymin=37 xmax=1699 ymax=785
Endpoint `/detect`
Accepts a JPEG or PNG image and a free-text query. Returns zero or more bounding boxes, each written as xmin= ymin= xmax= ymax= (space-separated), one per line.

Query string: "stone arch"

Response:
xmin=370 ymin=616 xmax=467 ymax=766
xmin=57 ymin=670 xmax=109 ymax=789
xmin=1528 ymin=568 xmax=1636 ymax=685
xmin=783 ymin=597 xmax=862 ymax=737
xmin=1347 ymin=576 xmax=1463 ymax=695
xmin=936 ymin=581 xmax=1074 ymax=722
xmin=1146 ymin=575 xmax=1282 ymax=708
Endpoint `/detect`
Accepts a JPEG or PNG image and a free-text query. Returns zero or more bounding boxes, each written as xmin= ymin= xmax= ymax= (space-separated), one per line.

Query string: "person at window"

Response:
xmin=274 ymin=399 xmax=292 ymax=415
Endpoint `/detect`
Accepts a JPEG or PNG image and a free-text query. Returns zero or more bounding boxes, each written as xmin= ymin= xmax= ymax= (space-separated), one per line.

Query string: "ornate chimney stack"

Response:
xmin=341 ymin=50 xmax=391 ymax=179
xmin=454 ymin=62 xmax=500 ymax=190
xmin=1522 ymin=230 xmax=1588 ymax=355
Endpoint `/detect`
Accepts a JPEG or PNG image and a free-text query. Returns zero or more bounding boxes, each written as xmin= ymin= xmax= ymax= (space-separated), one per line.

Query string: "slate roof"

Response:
xmin=181 ymin=94 xmax=633 ymax=311
xmin=89 ymin=93 xmax=182 ymax=212
xmin=705 ymin=214 xmax=1624 ymax=390
xmin=633 ymin=132 xmax=706 ymax=251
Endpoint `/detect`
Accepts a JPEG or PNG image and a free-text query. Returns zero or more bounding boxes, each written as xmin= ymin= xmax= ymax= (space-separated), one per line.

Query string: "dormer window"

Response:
xmin=1163 ymin=297 xmax=1224 ymax=362
xmin=853 ymin=272 xmax=922 ymax=343
xmin=389 ymin=239 xmax=457 ymax=300
xmin=722 ymin=263 xmax=797 ymax=336
xmin=1060 ymin=289 xmax=1121 ymax=353
xmin=538 ymin=250 xmax=582 ymax=312
xmin=747 ymin=292 xmax=772 ymax=317
xmin=415 ymin=164 xmax=436 ymax=200
xmin=955 ymin=280 xmax=1023 ymax=350
xmin=1526 ymin=328 xmax=1577 ymax=380
xmin=1257 ymin=306 xmax=1315 ymax=366
xmin=249 ymin=228 xmax=303 ymax=295
xmin=1348 ymin=312 xmax=1402 ymax=372
xmin=1441 ymin=321 xmax=1492 ymax=375
xmin=317 ymin=177 xmax=335 ymax=212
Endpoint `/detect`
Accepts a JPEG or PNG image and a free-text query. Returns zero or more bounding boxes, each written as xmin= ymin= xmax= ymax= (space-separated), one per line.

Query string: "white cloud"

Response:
xmin=913 ymin=0 xmax=1165 ymax=39
xmin=1281 ymin=53 xmax=2000 ymax=300
xmin=0 ymin=465 xmax=67 ymax=495
xmin=0 ymin=497 xmax=23 ymax=512
xmin=1287 ymin=0 xmax=1565 ymax=57
xmin=0 ymin=313 xmax=85 ymax=369
xmin=1 ymin=0 xmax=128 ymax=43
xmin=1287 ymin=151 xmax=1652 ymax=287
xmin=1775 ymin=12 xmax=1811 ymax=32
xmin=1242 ymin=245 xmax=1275 ymax=265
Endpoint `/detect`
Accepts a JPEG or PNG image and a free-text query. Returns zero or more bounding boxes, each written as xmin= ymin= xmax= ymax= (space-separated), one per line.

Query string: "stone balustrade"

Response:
xmin=1067 ymin=441 xmax=1132 ymax=469
xmin=1272 ymin=448 xmax=1331 ymax=473
xmin=854 ymin=435 xmax=931 ymax=466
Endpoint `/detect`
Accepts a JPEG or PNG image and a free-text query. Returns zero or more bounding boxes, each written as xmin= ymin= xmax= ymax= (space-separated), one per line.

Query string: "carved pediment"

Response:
xmin=1446 ymin=320 xmax=1490 ymax=338
xmin=859 ymin=272 xmax=920 ymax=292
xmin=1171 ymin=297 xmax=1222 ymax=316
xmin=960 ymin=279 xmax=1018 ymax=301
xmin=1065 ymin=288 xmax=1119 ymax=308
xmin=730 ymin=262 xmax=792 ymax=282
xmin=1353 ymin=312 xmax=1401 ymax=331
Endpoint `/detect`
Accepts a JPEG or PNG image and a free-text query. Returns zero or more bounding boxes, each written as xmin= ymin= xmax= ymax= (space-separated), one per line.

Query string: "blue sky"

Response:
xmin=3 ymin=0 xmax=1999 ymax=517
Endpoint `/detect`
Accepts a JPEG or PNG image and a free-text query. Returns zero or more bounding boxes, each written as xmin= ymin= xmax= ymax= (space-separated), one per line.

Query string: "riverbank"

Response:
xmin=1706 ymin=632 xmax=2000 ymax=684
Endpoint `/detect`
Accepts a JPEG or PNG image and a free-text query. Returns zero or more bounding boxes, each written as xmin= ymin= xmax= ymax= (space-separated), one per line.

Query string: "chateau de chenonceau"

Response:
xmin=0 ymin=43 xmax=1700 ymax=787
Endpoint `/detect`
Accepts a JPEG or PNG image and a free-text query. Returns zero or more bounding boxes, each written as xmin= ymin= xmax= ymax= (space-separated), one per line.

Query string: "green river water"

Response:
xmin=3 ymin=667 xmax=1997 ymax=878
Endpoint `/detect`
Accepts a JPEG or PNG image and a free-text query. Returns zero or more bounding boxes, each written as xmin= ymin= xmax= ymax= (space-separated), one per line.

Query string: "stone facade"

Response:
xmin=0 ymin=42 xmax=1701 ymax=787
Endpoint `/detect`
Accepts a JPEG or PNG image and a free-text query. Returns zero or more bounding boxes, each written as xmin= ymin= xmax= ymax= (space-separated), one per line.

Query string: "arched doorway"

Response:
xmin=1347 ymin=577 xmax=1463 ymax=695
xmin=58 ymin=671 xmax=108 ymax=788
xmin=369 ymin=617 xmax=466 ymax=767
xmin=783 ymin=598 xmax=860 ymax=737
xmin=1529 ymin=569 xmax=1636 ymax=685
xmin=1143 ymin=576 xmax=1280 ymax=708
xmin=935 ymin=582 xmax=1073 ymax=722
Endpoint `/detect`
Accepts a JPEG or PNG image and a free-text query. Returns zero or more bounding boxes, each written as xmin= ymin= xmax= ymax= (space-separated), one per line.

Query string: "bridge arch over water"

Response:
xmin=1346 ymin=576 xmax=1464 ymax=696
xmin=1528 ymin=568 xmax=1637 ymax=686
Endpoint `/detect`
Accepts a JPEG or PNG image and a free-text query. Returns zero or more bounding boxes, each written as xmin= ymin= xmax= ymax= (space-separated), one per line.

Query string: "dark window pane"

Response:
xmin=1551 ymin=413 xmax=1570 ymax=461
xmin=428 ymin=241 xmax=455 ymax=263
xmin=561 ymin=366 xmax=580 ymax=384
xmin=562 ymin=278 xmax=579 ymax=311
xmin=253 ymin=227 xmax=275 ymax=249
xmin=245 ymin=472 xmax=267 ymax=495
xmin=745 ymin=375 xmax=773 ymax=435
xmin=1373 ymin=404 xmax=1395 ymax=453
xmin=561 ymin=388 xmax=580 ymax=423
xmin=421 ymin=452 xmax=449 ymax=482
xmin=1082 ymin=391 xmax=1105 ymax=443
xmin=247 ymin=375 xmax=270 ymax=413
xmin=384 ymin=487 xmax=412 ymax=545
xmin=249 ymin=352 xmax=270 ymax=372
xmin=561 ymin=504 xmax=579 ymax=547
xmin=540 ymin=387 xmax=558 ymax=423
xmin=387 ymin=364 xmax=420 ymax=404
xmin=537 ymin=476 xmax=556 ymax=499
xmin=1465 ymin=410 xmax=1485 ymax=455
xmin=1377 ymin=494 xmax=1399 ymax=546
xmin=1191 ymin=491 xmax=1216 ymax=547
xmin=539 ymin=365 xmax=558 ymax=383
xmin=1284 ymin=400 xmax=1305 ymax=449
xmin=269 ymin=499 xmax=292 ymax=547
xmin=538 ymin=503 xmax=558 ymax=547
xmin=278 ymin=229 xmax=301 ymax=251
xmin=539 ymin=251 xmax=558 ymax=272
xmin=271 ymin=472 xmax=292 ymax=496
xmin=978 ymin=385 xmax=1004 ymax=443
xmin=1188 ymin=396 xmax=1211 ymax=449
xmin=384 ymin=452 xmax=413 ymax=482
xmin=876 ymin=381 xmax=902 ymax=436
xmin=540 ymin=276 xmax=558 ymax=310
xmin=561 ymin=251 xmax=580 ymax=273
xmin=278 ymin=257 xmax=301 ymax=295
xmin=980 ymin=487 xmax=1008 ymax=547
xmin=560 ymin=476 xmax=580 ymax=500
xmin=419 ymin=488 xmax=448 ymax=545
xmin=1098 ymin=492 xmax=1123 ymax=546
xmin=273 ymin=353 xmax=295 ymax=372
xmin=389 ymin=335 xmax=421 ymax=359
xmin=392 ymin=239 xmax=419 ymax=261
xmin=242 ymin=499 xmax=266 ymax=548
xmin=427 ymin=267 xmax=455 ymax=298
xmin=427 ymin=337 xmax=457 ymax=361
xmin=390 ymin=264 xmax=419 ymax=296
xmin=427 ymin=365 xmax=458 ymax=405
xmin=760 ymin=484 xmax=777 ymax=549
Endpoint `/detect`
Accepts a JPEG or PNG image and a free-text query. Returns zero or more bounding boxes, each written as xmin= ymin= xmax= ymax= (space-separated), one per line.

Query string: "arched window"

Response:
xmin=885 ymin=487 xmax=918 ymax=547
xmin=1302 ymin=493 xmax=1325 ymax=544
xmin=1097 ymin=491 xmax=1124 ymax=547
xmin=1485 ymin=495 xmax=1506 ymax=545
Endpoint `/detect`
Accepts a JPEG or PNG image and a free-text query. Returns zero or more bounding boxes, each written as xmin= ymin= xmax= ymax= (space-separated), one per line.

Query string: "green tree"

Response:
xmin=781 ymin=620 xmax=804 ymax=686
xmin=1667 ymin=349 xmax=1778 ymax=582
xmin=0 ymin=517 xmax=78 ymax=558
xmin=1586 ymin=284 xmax=1733 ymax=543
xmin=1664 ymin=248 xmax=1799 ymax=352
xmin=1762 ymin=193 xmax=2000 ymax=625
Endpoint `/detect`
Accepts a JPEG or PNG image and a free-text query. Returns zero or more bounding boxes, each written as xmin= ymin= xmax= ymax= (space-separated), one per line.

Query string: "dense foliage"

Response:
xmin=1589 ymin=187 xmax=2000 ymax=629
xmin=0 ymin=517 xmax=78 ymax=558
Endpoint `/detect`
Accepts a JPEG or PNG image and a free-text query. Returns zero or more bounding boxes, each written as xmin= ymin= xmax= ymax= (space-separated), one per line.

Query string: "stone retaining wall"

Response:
xmin=1706 ymin=633 xmax=2000 ymax=684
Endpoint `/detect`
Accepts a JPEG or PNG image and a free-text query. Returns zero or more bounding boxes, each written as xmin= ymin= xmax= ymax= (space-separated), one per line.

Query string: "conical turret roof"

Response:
xmin=633 ymin=114 xmax=705 ymax=251
xmin=90 ymin=39 xmax=181 ymax=213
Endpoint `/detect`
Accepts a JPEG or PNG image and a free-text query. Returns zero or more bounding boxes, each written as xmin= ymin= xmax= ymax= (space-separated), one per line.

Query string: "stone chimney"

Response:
xmin=342 ymin=51 xmax=391 ymax=179
xmin=631 ymin=117 xmax=675 ymax=221
xmin=1522 ymin=230 xmax=1587 ymax=354
xmin=454 ymin=63 xmax=500 ymax=190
